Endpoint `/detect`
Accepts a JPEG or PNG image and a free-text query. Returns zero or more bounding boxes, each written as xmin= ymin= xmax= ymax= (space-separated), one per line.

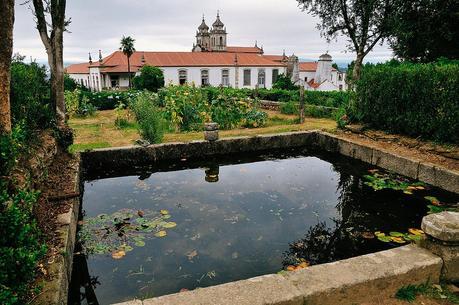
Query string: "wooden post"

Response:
xmin=299 ymin=84 xmax=305 ymax=123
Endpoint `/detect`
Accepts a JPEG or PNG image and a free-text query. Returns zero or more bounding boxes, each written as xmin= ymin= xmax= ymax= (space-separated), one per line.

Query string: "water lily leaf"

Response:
xmin=160 ymin=210 xmax=169 ymax=215
xmin=405 ymin=234 xmax=422 ymax=241
xmin=155 ymin=230 xmax=167 ymax=238
xmin=425 ymin=196 xmax=441 ymax=206
xmin=403 ymin=190 xmax=413 ymax=195
xmin=186 ymin=249 xmax=198 ymax=260
xmin=135 ymin=240 xmax=146 ymax=247
xmin=112 ymin=250 xmax=126 ymax=260
xmin=391 ymin=237 xmax=406 ymax=244
xmin=428 ymin=205 xmax=445 ymax=214
xmin=361 ymin=232 xmax=375 ymax=239
xmin=374 ymin=231 xmax=385 ymax=237
xmin=163 ymin=222 xmax=177 ymax=229
xmin=377 ymin=235 xmax=392 ymax=242
xmin=408 ymin=228 xmax=425 ymax=236
xmin=389 ymin=232 xmax=405 ymax=237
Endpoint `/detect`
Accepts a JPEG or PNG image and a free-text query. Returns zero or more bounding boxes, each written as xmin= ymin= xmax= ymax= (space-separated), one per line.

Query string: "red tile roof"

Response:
xmin=300 ymin=62 xmax=337 ymax=72
xmin=226 ymin=46 xmax=263 ymax=54
xmin=66 ymin=51 xmax=286 ymax=73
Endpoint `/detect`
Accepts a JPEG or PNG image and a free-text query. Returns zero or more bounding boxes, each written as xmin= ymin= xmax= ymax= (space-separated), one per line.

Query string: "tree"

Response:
xmin=30 ymin=0 xmax=69 ymax=126
xmin=0 ymin=0 xmax=14 ymax=134
xmin=273 ymin=74 xmax=298 ymax=90
xmin=120 ymin=36 xmax=136 ymax=89
xmin=132 ymin=66 xmax=165 ymax=92
xmin=388 ymin=0 xmax=459 ymax=62
xmin=297 ymin=0 xmax=393 ymax=80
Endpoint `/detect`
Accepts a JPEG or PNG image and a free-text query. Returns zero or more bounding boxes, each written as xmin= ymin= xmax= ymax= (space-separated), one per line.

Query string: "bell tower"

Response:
xmin=210 ymin=11 xmax=227 ymax=52
xmin=193 ymin=15 xmax=210 ymax=52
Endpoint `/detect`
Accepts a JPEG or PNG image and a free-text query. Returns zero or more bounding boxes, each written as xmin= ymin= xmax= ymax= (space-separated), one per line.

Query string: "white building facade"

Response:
xmin=66 ymin=13 xmax=347 ymax=92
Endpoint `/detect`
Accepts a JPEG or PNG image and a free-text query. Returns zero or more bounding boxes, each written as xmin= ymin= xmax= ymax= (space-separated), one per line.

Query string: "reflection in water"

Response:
xmin=69 ymin=148 xmax=459 ymax=305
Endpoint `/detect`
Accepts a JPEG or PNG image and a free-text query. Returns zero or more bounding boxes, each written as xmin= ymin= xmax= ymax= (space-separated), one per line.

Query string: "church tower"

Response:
xmin=210 ymin=12 xmax=227 ymax=52
xmin=193 ymin=15 xmax=210 ymax=52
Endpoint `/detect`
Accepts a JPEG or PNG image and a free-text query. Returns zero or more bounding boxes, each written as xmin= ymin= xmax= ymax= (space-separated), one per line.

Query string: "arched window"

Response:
xmin=201 ymin=69 xmax=209 ymax=86
xmin=258 ymin=69 xmax=266 ymax=88
xmin=221 ymin=69 xmax=229 ymax=86
xmin=219 ymin=36 xmax=223 ymax=46
xmin=178 ymin=70 xmax=187 ymax=85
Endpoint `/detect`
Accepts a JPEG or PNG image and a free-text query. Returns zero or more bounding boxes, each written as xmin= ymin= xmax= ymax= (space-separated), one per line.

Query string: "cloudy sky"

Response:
xmin=13 ymin=0 xmax=393 ymax=65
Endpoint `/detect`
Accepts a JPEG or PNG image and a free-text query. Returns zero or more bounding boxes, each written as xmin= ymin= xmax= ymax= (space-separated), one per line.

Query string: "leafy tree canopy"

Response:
xmin=133 ymin=66 xmax=165 ymax=92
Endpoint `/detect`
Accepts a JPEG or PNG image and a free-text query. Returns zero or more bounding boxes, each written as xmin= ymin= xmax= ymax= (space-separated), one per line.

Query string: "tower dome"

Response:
xmin=198 ymin=16 xmax=209 ymax=32
xmin=212 ymin=12 xmax=225 ymax=28
xmin=319 ymin=53 xmax=332 ymax=61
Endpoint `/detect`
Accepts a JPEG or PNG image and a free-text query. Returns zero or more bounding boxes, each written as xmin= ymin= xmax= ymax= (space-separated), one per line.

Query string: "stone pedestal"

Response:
xmin=204 ymin=123 xmax=219 ymax=142
xmin=421 ymin=212 xmax=459 ymax=283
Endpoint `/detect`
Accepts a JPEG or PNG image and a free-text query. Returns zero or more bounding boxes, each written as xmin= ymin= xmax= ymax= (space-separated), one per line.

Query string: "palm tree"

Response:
xmin=120 ymin=36 xmax=136 ymax=89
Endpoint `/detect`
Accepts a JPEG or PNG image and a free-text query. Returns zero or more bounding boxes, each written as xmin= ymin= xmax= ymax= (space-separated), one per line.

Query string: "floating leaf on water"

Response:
xmin=187 ymin=250 xmax=198 ymax=260
xmin=391 ymin=237 xmax=406 ymax=244
xmin=405 ymin=234 xmax=422 ymax=242
xmin=163 ymin=222 xmax=177 ymax=229
xmin=427 ymin=205 xmax=445 ymax=214
xmin=424 ymin=196 xmax=441 ymax=206
xmin=112 ymin=250 xmax=126 ymax=260
xmin=389 ymin=232 xmax=405 ymax=237
xmin=415 ymin=186 xmax=425 ymax=190
xmin=137 ymin=210 xmax=145 ymax=217
xmin=377 ymin=235 xmax=392 ymax=243
xmin=160 ymin=210 xmax=169 ymax=215
xmin=408 ymin=228 xmax=425 ymax=236
xmin=155 ymin=231 xmax=167 ymax=238
xmin=374 ymin=231 xmax=385 ymax=237
xmin=361 ymin=232 xmax=375 ymax=239
xmin=135 ymin=240 xmax=146 ymax=247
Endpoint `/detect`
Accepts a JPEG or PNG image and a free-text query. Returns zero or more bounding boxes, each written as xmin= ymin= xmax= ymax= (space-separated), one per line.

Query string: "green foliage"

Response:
xmin=396 ymin=282 xmax=459 ymax=303
xmin=10 ymin=55 xmax=54 ymax=130
xmin=132 ymin=66 xmax=165 ymax=92
xmin=396 ymin=284 xmax=424 ymax=302
xmin=388 ymin=0 xmax=459 ymax=62
xmin=0 ymin=123 xmax=28 ymax=176
xmin=0 ymin=185 xmax=47 ymax=305
xmin=64 ymin=74 xmax=79 ymax=91
xmin=352 ymin=61 xmax=459 ymax=143
xmin=272 ymin=74 xmax=298 ymax=90
xmin=79 ymin=90 xmax=141 ymax=110
xmin=130 ymin=91 xmax=165 ymax=144
xmin=64 ymin=89 xmax=96 ymax=117
xmin=280 ymin=101 xmax=299 ymax=115
xmin=160 ymin=85 xmax=267 ymax=131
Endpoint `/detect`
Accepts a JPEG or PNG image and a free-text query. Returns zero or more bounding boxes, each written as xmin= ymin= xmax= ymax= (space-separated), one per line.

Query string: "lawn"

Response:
xmin=68 ymin=109 xmax=336 ymax=152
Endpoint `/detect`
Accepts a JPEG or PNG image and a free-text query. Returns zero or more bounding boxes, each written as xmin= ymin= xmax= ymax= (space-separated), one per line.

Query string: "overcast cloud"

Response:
xmin=13 ymin=0 xmax=393 ymax=65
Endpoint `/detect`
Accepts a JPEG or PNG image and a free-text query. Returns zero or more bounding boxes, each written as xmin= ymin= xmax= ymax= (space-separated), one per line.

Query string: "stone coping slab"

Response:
xmin=112 ymin=245 xmax=441 ymax=305
xmin=422 ymin=212 xmax=459 ymax=242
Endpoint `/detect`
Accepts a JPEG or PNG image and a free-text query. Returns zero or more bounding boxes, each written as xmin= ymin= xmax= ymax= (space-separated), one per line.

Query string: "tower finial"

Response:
xmin=99 ymin=50 xmax=103 ymax=63
xmin=255 ymin=40 xmax=258 ymax=47
xmin=202 ymin=13 xmax=205 ymax=21
xmin=217 ymin=10 xmax=220 ymax=17
xmin=89 ymin=52 xmax=92 ymax=64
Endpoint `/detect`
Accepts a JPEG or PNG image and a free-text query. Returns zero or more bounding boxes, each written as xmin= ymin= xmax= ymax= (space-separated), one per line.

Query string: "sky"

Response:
xmin=13 ymin=0 xmax=393 ymax=65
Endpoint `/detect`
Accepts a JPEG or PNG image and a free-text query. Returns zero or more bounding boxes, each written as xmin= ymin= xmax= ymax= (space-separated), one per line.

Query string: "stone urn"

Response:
xmin=204 ymin=122 xmax=219 ymax=142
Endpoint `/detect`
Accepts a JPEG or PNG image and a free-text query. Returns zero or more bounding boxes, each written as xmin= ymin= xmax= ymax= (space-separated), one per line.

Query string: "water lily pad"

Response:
xmin=408 ymin=228 xmax=424 ymax=236
xmin=425 ymin=196 xmax=441 ymax=206
xmin=155 ymin=230 xmax=167 ymax=238
xmin=377 ymin=235 xmax=392 ymax=243
xmin=134 ymin=240 xmax=146 ymax=247
xmin=391 ymin=237 xmax=406 ymax=244
xmin=160 ymin=209 xmax=169 ymax=215
xmin=163 ymin=222 xmax=177 ymax=229
xmin=112 ymin=250 xmax=126 ymax=260
xmin=389 ymin=232 xmax=405 ymax=237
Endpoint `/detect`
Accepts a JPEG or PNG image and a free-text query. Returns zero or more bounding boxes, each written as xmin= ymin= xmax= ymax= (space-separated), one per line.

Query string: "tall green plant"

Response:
xmin=130 ymin=92 xmax=164 ymax=144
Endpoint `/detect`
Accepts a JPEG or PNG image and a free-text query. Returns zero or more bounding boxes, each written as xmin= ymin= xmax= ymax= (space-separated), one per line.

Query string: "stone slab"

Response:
xmin=141 ymin=274 xmax=303 ymax=305
xmin=284 ymin=245 xmax=441 ymax=305
xmin=422 ymin=212 xmax=459 ymax=242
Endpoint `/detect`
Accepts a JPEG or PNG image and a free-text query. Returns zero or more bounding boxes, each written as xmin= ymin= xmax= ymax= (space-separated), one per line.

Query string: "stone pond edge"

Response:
xmin=69 ymin=130 xmax=458 ymax=305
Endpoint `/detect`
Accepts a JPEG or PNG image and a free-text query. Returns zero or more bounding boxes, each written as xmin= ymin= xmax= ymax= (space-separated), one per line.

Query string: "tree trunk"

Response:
xmin=51 ymin=28 xmax=66 ymax=126
xmin=0 ymin=0 xmax=14 ymax=134
xmin=127 ymin=56 xmax=131 ymax=89
xmin=352 ymin=53 xmax=365 ymax=81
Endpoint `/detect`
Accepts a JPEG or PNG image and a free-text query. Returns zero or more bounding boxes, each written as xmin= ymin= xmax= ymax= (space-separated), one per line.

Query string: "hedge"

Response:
xmin=352 ymin=62 xmax=459 ymax=143
xmin=80 ymin=90 xmax=141 ymax=110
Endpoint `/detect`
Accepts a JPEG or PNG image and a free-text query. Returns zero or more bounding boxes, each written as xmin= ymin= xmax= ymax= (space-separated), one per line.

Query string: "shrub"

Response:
xmin=0 ymin=122 xmax=28 ymax=176
xmin=130 ymin=92 xmax=164 ymax=143
xmin=64 ymin=74 xmax=79 ymax=91
xmin=0 ymin=185 xmax=47 ymax=305
xmin=64 ymin=89 xmax=96 ymax=117
xmin=273 ymin=74 xmax=299 ymax=90
xmin=132 ymin=66 xmax=165 ymax=92
xmin=10 ymin=55 xmax=54 ymax=130
xmin=244 ymin=109 xmax=268 ymax=128
xmin=352 ymin=61 xmax=459 ymax=143
xmin=280 ymin=101 xmax=299 ymax=115
xmin=79 ymin=90 xmax=142 ymax=110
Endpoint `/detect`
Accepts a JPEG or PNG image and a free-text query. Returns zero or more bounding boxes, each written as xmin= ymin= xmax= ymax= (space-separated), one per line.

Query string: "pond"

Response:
xmin=68 ymin=148 xmax=459 ymax=305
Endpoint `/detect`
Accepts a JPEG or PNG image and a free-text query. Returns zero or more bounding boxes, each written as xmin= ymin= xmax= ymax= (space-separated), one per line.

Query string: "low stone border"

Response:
xmin=113 ymin=245 xmax=441 ymax=305
xmin=33 ymin=155 xmax=81 ymax=305
xmin=82 ymin=131 xmax=459 ymax=194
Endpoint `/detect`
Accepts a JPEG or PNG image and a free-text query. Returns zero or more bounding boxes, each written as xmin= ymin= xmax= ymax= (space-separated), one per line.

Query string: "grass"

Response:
xmin=68 ymin=109 xmax=336 ymax=152
xmin=396 ymin=283 xmax=459 ymax=304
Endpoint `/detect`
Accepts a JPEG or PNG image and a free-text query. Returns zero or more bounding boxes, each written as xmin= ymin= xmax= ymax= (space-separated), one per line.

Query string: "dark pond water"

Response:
xmin=69 ymin=148 xmax=459 ymax=305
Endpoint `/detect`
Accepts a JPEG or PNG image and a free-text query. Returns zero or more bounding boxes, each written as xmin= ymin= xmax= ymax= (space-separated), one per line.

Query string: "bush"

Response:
xmin=280 ymin=101 xmax=299 ymax=115
xmin=273 ymin=74 xmax=299 ymax=90
xmin=352 ymin=61 xmax=459 ymax=143
xmin=132 ymin=66 xmax=165 ymax=92
xmin=130 ymin=92 xmax=164 ymax=143
xmin=79 ymin=90 xmax=142 ymax=110
xmin=64 ymin=89 xmax=96 ymax=117
xmin=10 ymin=55 xmax=54 ymax=130
xmin=0 ymin=123 xmax=28 ymax=176
xmin=0 ymin=185 xmax=47 ymax=305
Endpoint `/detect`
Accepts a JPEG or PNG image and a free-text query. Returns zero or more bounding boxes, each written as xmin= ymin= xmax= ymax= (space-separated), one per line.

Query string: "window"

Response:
xmin=179 ymin=70 xmax=187 ymax=85
xmin=219 ymin=36 xmax=223 ymax=46
xmin=258 ymin=69 xmax=266 ymax=87
xmin=201 ymin=69 xmax=209 ymax=86
xmin=111 ymin=75 xmax=119 ymax=88
xmin=304 ymin=77 xmax=308 ymax=82
xmin=243 ymin=69 xmax=251 ymax=86
xmin=221 ymin=69 xmax=229 ymax=86
xmin=339 ymin=85 xmax=343 ymax=91
xmin=272 ymin=69 xmax=279 ymax=84
xmin=338 ymin=74 xmax=343 ymax=81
